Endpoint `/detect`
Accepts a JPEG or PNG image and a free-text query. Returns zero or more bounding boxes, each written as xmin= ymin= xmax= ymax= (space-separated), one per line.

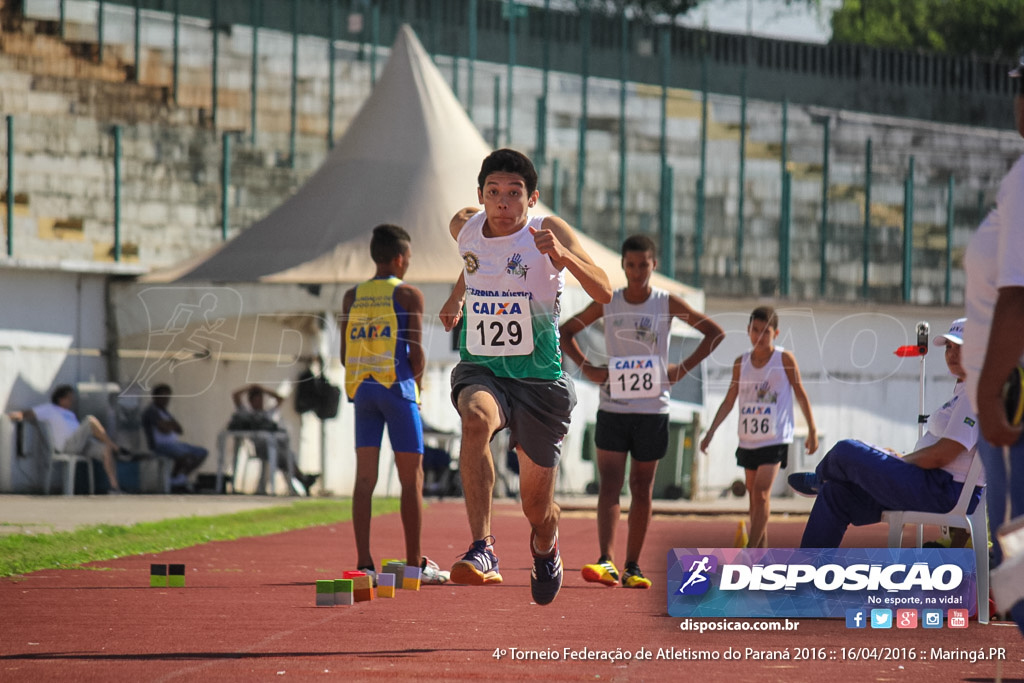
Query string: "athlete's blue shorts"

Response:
xmin=353 ymin=380 xmax=423 ymax=454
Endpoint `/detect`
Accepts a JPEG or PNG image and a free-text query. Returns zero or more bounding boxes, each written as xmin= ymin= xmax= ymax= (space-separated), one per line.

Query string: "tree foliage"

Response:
xmin=830 ymin=0 xmax=1024 ymax=60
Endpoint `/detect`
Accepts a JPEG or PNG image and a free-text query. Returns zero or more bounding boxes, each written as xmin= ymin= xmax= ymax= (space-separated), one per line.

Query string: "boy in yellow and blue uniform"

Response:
xmin=341 ymin=224 xmax=447 ymax=585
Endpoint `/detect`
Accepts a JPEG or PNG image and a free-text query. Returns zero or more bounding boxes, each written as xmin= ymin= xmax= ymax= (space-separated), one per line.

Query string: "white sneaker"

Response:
xmin=421 ymin=556 xmax=450 ymax=585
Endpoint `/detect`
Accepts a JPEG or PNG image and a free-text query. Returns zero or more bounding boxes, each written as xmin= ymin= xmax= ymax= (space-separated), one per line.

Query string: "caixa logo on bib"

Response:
xmin=667 ymin=548 xmax=977 ymax=618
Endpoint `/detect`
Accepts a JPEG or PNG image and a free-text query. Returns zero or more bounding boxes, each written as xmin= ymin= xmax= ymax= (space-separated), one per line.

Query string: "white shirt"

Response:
xmin=599 ymin=288 xmax=672 ymax=414
xmin=913 ymin=381 xmax=981 ymax=484
xmin=963 ymin=154 xmax=1024 ymax=412
xmin=736 ymin=348 xmax=795 ymax=448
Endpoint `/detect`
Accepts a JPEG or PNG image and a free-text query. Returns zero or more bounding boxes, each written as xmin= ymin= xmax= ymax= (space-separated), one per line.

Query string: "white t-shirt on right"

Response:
xmin=963 ymin=154 xmax=1024 ymax=413
xmin=912 ymin=381 xmax=981 ymax=484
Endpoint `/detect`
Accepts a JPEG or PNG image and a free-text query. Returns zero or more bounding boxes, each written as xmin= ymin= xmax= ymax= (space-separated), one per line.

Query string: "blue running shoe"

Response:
xmin=530 ymin=531 xmax=563 ymax=605
xmin=788 ymin=472 xmax=821 ymax=497
xmin=450 ymin=536 xmax=502 ymax=585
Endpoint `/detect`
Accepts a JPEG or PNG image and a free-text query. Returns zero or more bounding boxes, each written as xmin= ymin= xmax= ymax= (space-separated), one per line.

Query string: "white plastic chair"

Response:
xmin=881 ymin=453 xmax=988 ymax=623
xmin=33 ymin=421 xmax=95 ymax=496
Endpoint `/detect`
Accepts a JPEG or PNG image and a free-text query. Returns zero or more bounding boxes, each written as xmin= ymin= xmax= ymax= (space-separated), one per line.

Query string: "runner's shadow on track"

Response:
xmin=0 ymin=648 xmax=485 ymax=662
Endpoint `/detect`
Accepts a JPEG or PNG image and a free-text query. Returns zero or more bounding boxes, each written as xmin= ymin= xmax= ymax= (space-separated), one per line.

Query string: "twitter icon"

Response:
xmin=871 ymin=609 xmax=892 ymax=629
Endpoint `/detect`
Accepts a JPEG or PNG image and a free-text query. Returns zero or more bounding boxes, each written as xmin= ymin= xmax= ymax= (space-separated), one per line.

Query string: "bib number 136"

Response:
xmin=466 ymin=294 xmax=534 ymax=357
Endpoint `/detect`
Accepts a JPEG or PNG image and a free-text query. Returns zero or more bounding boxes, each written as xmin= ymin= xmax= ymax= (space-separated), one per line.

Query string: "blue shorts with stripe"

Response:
xmin=353 ymin=380 xmax=423 ymax=454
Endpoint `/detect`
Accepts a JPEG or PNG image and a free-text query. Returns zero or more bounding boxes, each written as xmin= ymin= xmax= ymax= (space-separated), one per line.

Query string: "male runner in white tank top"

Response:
xmin=560 ymin=234 xmax=722 ymax=589
xmin=700 ymin=306 xmax=819 ymax=548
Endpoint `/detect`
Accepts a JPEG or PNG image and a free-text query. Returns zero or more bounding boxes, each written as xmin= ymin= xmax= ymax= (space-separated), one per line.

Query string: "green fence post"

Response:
xmin=97 ymin=0 xmax=104 ymax=63
xmin=818 ymin=115 xmax=831 ymax=297
xmin=693 ymin=174 xmax=703 ymax=287
xmin=617 ymin=8 xmax=629 ymax=247
xmin=6 ymin=115 xmax=13 ymax=257
xmin=780 ymin=171 xmax=792 ymax=297
xmin=737 ymin=68 xmax=747 ymax=277
xmin=551 ymin=158 xmax=561 ymax=215
xmin=945 ymin=174 xmax=954 ymax=305
xmin=113 ymin=125 xmax=122 ymax=262
xmin=370 ymin=4 xmax=380 ymax=86
xmin=660 ymin=165 xmax=674 ymax=278
xmin=222 ymin=132 xmax=231 ymax=241
xmin=659 ymin=27 xmax=669 ymax=241
xmin=468 ymin=0 xmax=477 ymax=120
xmin=575 ymin=6 xmax=590 ymax=231
xmin=862 ymin=137 xmax=872 ymax=299
xmin=780 ymin=97 xmax=788 ymax=178
xmin=212 ymin=0 xmax=219 ymax=129
xmin=327 ymin=0 xmax=337 ymax=148
xmin=289 ymin=0 xmax=298 ymax=169
xmin=492 ymin=75 xmax=501 ymax=149
xmin=695 ymin=53 xmax=707 ymax=289
xmin=452 ymin=55 xmax=460 ymax=99
xmin=172 ymin=0 xmax=180 ymax=103
xmin=505 ymin=0 xmax=517 ymax=147
xmin=133 ymin=0 xmax=141 ymax=83
xmin=251 ymin=0 xmax=260 ymax=145
xmin=536 ymin=0 xmax=551 ymax=166
xmin=902 ymin=156 xmax=915 ymax=302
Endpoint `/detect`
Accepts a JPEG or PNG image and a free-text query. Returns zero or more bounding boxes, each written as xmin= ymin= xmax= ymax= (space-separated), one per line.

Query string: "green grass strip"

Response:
xmin=0 ymin=498 xmax=401 ymax=578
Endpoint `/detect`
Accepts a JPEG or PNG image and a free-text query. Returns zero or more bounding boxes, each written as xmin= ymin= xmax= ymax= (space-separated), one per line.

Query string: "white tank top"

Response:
xmin=737 ymin=348 xmax=794 ymax=448
xmin=457 ymin=211 xmax=565 ymax=380
xmin=599 ymin=288 xmax=671 ymax=414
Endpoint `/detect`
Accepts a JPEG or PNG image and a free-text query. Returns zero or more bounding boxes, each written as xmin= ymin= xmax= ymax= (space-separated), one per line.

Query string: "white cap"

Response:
xmin=1011 ymin=56 xmax=1024 ymax=78
xmin=933 ymin=318 xmax=965 ymax=346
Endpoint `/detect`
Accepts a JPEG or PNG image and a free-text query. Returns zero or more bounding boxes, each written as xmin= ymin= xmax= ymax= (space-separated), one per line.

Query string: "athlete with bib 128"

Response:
xmin=559 ymin=234 xmax=723 ymax=590
xmin=438 ymin=149 xmax=611 ymax=605
xmin=699 ymin=306 xmax=819 ymax=548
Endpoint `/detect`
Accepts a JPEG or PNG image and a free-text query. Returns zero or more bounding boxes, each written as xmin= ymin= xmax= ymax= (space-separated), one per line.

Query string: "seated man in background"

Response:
xmin=8 ymin=384 xmax=125 ymax=494
xmin=789 ymin=319 xmax=983 ymax=547
xmin=142 ymin=384 xmax=208 ymax=493
xmin=230 ymin=383 xmax=318 ymax=495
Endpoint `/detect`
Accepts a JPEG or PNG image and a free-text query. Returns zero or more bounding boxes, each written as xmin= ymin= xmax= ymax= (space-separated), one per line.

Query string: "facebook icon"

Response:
xmin=845 ymin=608 xmax=867 ymax=629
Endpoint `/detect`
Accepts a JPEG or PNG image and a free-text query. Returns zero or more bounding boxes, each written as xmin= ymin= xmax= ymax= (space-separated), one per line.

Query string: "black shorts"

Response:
xmin=594 ymin=411 xmax=669 ymax=462
xmin=735 ymin=444 xmax=789 ymax=471
xmin=450 ymin=362 xmax=576 ymax=468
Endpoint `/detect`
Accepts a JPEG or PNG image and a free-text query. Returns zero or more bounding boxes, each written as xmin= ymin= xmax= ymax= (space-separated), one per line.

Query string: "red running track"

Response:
xmin=1 ymin=500 xmax=1022 ymax=682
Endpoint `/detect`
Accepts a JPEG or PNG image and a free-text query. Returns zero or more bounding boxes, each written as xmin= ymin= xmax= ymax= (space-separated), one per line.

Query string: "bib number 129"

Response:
xmin=474 ymin=319 xmax=523 ymax=348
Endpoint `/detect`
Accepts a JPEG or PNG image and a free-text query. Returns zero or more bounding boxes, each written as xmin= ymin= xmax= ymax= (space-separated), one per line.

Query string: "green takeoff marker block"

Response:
xmin=150 ymin=564 xmax=168 ymax=588
xmin=334 ymin=578 xmax=354 ymax=606
xmin=168 ymin=564 xmax=186 ymax=588
xmin=316 ymin=580 xmax=335 ymax=606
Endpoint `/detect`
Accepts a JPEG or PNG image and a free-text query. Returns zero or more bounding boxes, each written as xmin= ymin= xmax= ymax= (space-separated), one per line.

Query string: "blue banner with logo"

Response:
xmin=667 ymin=548 xmax=976 ymax=618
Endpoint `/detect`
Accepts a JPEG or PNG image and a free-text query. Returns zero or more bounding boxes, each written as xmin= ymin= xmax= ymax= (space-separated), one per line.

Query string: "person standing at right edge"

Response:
xmin=439 ymin=149 xmax=611 ymax=605
xmin=963 ymin=57 xmax=1024 ymax=634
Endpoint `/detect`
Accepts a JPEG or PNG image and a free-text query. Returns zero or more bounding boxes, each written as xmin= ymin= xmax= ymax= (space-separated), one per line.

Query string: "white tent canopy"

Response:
xmin=146 ymin=25 xmax=700 ymax=305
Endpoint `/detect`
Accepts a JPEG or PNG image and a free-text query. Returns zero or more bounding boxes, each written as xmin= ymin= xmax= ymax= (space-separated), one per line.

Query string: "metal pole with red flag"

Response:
xmin=893 ymin=322 xmax=930 ymax=440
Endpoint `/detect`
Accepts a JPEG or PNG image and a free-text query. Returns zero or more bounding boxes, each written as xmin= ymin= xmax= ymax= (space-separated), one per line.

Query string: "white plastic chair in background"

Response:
xmin=33 ymin=421 xmax=95 ymax=496
xmin=881 ymin=453 xmax=989 ymax=623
